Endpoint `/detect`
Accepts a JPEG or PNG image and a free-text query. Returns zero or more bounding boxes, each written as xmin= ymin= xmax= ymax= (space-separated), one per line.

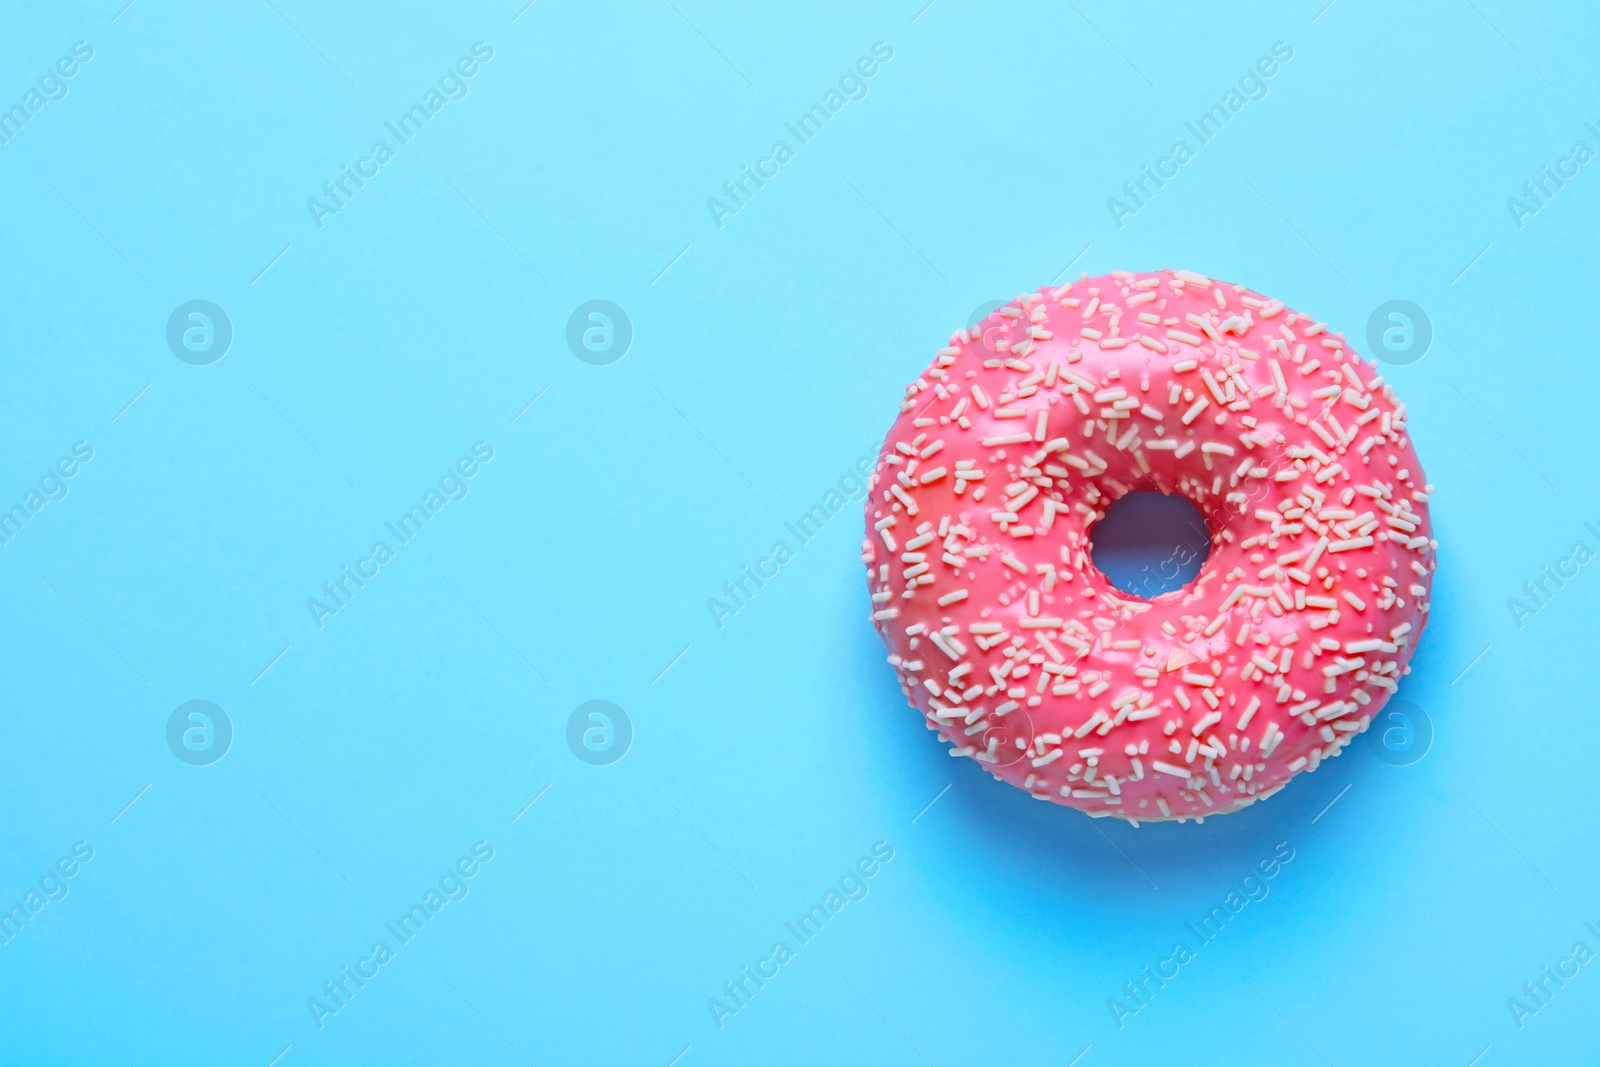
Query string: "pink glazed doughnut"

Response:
xmin=862 ymin=269 xmax=1435 ymax=823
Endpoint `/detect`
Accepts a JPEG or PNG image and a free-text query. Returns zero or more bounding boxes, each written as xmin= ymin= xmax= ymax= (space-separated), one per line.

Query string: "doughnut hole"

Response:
xmin=1088 ymin=491 xmax=1212 ymax=599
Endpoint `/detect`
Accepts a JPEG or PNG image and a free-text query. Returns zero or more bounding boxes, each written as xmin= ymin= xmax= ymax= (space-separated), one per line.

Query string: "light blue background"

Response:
xmin=2 ymin=1 xmax=1597 ymax=1064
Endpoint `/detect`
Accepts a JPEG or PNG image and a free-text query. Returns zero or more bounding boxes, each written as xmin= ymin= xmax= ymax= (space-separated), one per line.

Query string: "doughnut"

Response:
xmin=861 ymin=269 xmax=1435 ymax=823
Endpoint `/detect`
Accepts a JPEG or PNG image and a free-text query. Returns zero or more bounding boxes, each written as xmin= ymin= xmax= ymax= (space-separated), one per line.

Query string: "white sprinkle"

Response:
xmin=1074 ymin=711 xmax=1109 ymax=738
xmin=1181 ymin=397 xmax=1210 ymax=425
xmin=1327 ymin=536 xmax=1374 ymax=553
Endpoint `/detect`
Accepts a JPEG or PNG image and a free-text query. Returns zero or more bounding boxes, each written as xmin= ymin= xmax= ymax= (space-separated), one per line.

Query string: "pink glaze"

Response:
xmin=862 ymin=269 xmax=1435 ymax=823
